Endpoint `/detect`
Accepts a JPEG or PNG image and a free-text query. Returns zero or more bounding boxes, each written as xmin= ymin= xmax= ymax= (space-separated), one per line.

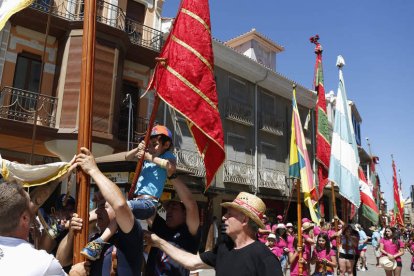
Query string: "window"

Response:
xmin=13 ymin=53 xmax=41 ymax=92
xmin=261 ymin=143 xmax=277 ymax=169
xmin=261 ymin=92 xmax=275 ymax=114
xmin=118 ymin=80 xmax=139 ymax=146
xmin=229 ymin=77 xmax=248 ymax=104
xmin=227 ymin=134 xmax=246 ymax=162
xmin=12 ymin=53 xmax=42 ymax=110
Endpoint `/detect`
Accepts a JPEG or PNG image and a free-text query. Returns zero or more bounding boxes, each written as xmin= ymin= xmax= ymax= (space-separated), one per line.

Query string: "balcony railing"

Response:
xmin=125 ymin=17 xmax=164 ymax=51
xmin=224 ymin=98 xmax=253 ymax=126
xmin=31 ymin=0 xmax=163 ymax=52
xmin=258 ymin=168 xmax=286 ymax=192
xmin=260 ymin=113 xmax=284 ymax=136
xmin=0 ymin=86 xmax=58 ymax=127
xmin=174 ymin=148 xmax=205 ymax=177
xmin=223 ymin=160 xmax=254 ymax=186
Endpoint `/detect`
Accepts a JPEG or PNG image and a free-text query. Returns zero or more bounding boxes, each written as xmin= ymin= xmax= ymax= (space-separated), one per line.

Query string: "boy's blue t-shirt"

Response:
xmin=134 ymin=151 xmax=176 ymax=199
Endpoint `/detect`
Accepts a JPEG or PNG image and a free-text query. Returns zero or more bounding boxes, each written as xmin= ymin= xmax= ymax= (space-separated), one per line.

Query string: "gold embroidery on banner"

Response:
xmin=165 ymin=65 xmax=218 ymax=111
xmin=181 ymin=8 xmax=211 ymax=34
xmin=172 ymin=35 xmax=213 ymax=72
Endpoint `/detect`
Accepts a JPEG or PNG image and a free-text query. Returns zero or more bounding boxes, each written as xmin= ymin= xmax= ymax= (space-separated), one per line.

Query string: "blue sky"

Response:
xmin=161 ymin=1 xmax=414 ymax=209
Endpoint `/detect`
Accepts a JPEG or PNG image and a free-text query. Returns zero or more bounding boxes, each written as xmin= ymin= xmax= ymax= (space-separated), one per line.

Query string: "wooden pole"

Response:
xmin=127 ymin=94 xmax=161 ymax=200
xmin=73 ymin=0 xmax=97 ymax=264
xmin=331 ymin=183 xmax=340 ymax=275
xmin=296 ymin=179 xmax=303 ymax=276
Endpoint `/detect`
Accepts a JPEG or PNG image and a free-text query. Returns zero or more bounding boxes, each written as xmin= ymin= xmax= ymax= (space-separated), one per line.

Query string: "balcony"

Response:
xmin=224 ymin=98 xmax=253 ymax=126
xmin=223 ymin=160 xmax=254 ymax=186
xmin=259 ymin=113 xmax=284 ymax=136
xmin=174 ymin=148 xmax=206 ymax=177
xmin=0 ymin=87 xmax=58 ymax=127
xmin=30 ymin=0 xmax=163 ymax=52
xmin=258 ymin=168 xmax=286 ymax=192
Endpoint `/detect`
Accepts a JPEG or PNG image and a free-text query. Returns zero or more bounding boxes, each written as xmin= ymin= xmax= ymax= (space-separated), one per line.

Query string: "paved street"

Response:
xmin=194 ymin=245 xmax=413 ymax=276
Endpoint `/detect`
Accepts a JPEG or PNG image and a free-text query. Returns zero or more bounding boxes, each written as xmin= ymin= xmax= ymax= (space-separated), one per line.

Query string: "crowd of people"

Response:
xmin=0 ymin=124 xmax=413 ymax=276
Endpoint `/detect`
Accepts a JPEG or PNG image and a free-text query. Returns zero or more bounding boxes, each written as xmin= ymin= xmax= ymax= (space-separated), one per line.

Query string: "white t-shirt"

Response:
xmin=0 ymin=236 xmax=67 ymax=276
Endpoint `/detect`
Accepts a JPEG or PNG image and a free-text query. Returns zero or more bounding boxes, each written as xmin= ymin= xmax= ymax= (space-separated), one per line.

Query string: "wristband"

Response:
xmin=160 ymin=159 xmax=168 ymax=169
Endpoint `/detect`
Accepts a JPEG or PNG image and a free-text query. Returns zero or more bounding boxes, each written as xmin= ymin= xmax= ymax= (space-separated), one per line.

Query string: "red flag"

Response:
xmin=392 ymin=159 xmax=404 ymax=226
xmin=148 ymin=0 xmax=224 ymax=189
xmin=310 ymin=35 xmax=331 ymax=198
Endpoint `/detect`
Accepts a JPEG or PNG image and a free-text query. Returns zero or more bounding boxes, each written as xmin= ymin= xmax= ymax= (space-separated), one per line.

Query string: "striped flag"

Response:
xmin=328 ymin=56 xmax=361 ymax=208
xmin=392 ymin=159 xmax=404 ymax=225
xmin=359 ymin=167 xmax=379 ymax=224
xmin=310 ymin=35 xmax=331 ymax=198
xmin=0 ymin=0 xmax=34 ymax=31
xmin=148 ymin=0 xmax=224 ymax=189
xmin=289 ymin=86 xmax=319 ymax=224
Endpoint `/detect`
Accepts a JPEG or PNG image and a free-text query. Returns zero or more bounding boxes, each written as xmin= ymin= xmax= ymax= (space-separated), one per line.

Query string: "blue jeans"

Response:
xmin=127 ymin=198 xmax=157 ymax=220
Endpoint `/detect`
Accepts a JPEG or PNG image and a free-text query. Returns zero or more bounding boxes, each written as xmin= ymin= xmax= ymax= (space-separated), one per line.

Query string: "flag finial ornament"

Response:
xmin=310 ymin=34 xmax=322 ymax=53
xmin=336 ymin=55 xmax=345 ymax=68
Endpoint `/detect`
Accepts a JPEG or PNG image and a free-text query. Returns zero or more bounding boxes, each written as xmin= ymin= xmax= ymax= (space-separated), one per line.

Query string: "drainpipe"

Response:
xmin=254 ymin=70 xmax=269 ymax=195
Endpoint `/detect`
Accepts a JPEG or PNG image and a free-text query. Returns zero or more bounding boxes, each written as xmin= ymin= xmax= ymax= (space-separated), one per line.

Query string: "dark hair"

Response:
xmin=316 ymin=232 xmax=331 ymax=254
xmin=276 ymin=227 xmax=287 ymax=242
xmin=0 ymin=181 xmax=30 ymax=234
xmin=385 ymin=226 xmax=400 ymax=249
xmin=153 ymin=134 xmax=173 ymax=151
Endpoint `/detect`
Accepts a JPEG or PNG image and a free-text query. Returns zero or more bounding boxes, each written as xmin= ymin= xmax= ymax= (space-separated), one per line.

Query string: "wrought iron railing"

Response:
xmin=260 ymin=113 xmax=284 ymax=136
xmin=258 ymin=168 xmax=286 ymax=191
xmin=30 ymin=0 xmax=163 ymax=51
xmin=174 ymin=148 xmax=205 ymax=177
xmin=224 ymin=98 xmax=253 ymax=126
xmin=223 ymin=160 xmax=254 ymax=186
xmin=125 ymin=17 xmax=163 ymax=51
xmin=0 ymin=86 xmax=58 ymax=127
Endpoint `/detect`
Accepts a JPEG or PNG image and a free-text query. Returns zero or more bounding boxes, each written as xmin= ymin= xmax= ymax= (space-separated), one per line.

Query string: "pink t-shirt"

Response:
xmin=287 ymin=235 xmax=295 ymax=250
xmin=290 ymin=251 xmax=309 ymax=276
xmin=275 ymin=237 xmax=288 ymax=257
xmin=257 ymin=224 xmax=272 ymax=243
xmin=328 ymin=229 xmax=338 ymax=248
xmin=380 ymin=238 xmax=404 ymax=262
xmin=267 ymin=245 xmax=278 ymax=258
xmin=409 ymin=241 xmax=414 ymax=262
xmin=303 ymin=234 xmax=313 ymax=261
xmin=312 ymin=248 xmax=336 ymax=272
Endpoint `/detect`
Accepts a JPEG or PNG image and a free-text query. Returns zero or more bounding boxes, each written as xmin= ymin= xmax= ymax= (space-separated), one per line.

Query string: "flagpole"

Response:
xmin=296 ymin=179 xmax=303 ymax=276
xmin=331 ymin=182 xmax=340 ymax=276
xmin=29 ymin=0 xmax=53 ymax=164
xmin=73 ymin=0 xmax=97 ymax=263
xmin=127 ymin=92 xmax=161 ymax=200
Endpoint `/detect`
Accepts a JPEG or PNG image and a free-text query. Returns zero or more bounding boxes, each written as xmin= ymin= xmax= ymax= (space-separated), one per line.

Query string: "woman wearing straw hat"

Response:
xmin=144 ymin=192 xmax=282 ymax=276
xmin=379 ymin=226 xmax=404 ymax=276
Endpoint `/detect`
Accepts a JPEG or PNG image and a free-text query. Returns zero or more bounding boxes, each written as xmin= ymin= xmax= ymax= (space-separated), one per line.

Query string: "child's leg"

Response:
xmin=99 ymin=218 xmax=118 ymax=242
xmin=127 ymin=198 xmax=157 ymax=220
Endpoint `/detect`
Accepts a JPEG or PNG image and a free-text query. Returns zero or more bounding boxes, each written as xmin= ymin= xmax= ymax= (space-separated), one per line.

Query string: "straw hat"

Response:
xmin=221 ymin=192 xmax=266 ymax=229
xmin=379 ymin=256 xmax=397 ymax=271
xmin=286 ymin=222 xmax=293 ymax=227
xmin=302 ymin=222 xmax=314 ymax=231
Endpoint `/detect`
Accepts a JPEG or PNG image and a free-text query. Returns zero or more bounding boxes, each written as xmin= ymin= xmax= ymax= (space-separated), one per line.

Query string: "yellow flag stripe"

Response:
xmin=181 ymin=8 xmax=211 ymax=35
xmin=165 ymin=65 xmax=218 ymax=111
xmin=172 ymin=35 xmax=213 ymax=72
